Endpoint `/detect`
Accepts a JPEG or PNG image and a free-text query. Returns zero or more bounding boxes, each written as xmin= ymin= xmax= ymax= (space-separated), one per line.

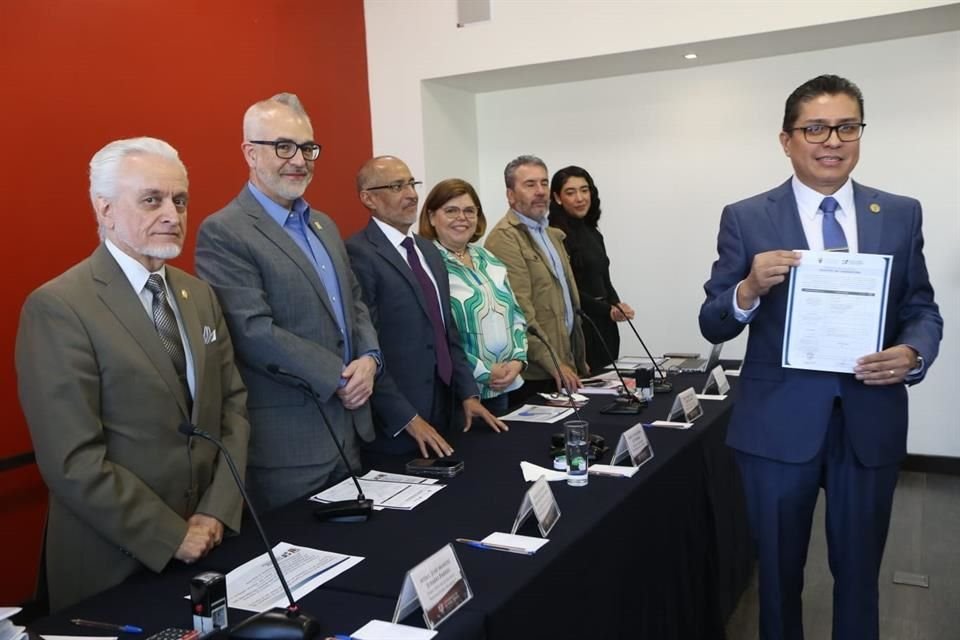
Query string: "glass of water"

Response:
xmin=564 ymin=420 xmax=590 ymax=486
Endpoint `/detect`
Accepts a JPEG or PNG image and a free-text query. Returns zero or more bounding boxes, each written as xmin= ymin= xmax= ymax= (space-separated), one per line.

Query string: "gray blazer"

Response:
xmin=16 ymin=245 xmax=249 ymax=611
xmin=195 ymin=186 xmax=378 ymax=471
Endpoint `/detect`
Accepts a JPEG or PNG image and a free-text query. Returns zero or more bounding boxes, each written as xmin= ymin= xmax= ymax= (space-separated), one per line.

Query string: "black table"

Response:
xmin=31 ymin=371 xmax=751 ymax=639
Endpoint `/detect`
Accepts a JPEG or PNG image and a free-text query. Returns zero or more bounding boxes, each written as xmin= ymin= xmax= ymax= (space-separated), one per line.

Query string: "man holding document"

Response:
xmin=699 ymin=75 xmax=942 ymax=640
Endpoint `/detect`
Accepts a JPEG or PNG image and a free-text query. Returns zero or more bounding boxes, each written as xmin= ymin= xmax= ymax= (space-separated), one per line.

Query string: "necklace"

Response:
xmin=443 ymin=244 xmax=469 ymax=261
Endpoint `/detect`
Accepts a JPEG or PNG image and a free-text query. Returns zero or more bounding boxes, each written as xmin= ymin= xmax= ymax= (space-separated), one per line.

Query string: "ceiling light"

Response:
xmin=684 ymin=53 xmax=698 ymax=60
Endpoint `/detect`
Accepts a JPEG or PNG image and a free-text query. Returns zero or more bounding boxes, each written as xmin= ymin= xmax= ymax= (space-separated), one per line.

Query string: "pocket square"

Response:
xmin=203 ymin=326 xmax=217 ymax=344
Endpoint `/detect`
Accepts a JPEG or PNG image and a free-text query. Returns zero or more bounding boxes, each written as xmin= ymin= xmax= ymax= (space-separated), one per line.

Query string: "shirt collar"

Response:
xmin=104 ymin=238 xmax=167 ymax=294
xmin=512 ymin=209 xmax=550 ymax=230
xmin=247 ymin=181 xmax=310 ymax=228
xmin=791 ymin=176 xmax=856 ymax=222
xmin=372 ymin=216 xmax=414 ymax=249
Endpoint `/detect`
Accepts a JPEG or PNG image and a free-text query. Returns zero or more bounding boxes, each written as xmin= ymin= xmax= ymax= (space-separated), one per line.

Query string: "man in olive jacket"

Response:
xmin=485 ymin=155 xmax=588 ymax=400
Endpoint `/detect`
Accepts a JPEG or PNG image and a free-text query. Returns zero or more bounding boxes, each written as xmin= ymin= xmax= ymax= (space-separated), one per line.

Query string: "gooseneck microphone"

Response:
xmin=591 ymin=296 xmax=673 ymax=394
xmin=178 ymin=423 xmax=322 ymax=640
xmin=265 ymin=364 xmax=373 ymax=523
xmin=526 ymin=325 xmax=584 ymax=422
xmin=575 ymin=309 xmax=644 ymax=415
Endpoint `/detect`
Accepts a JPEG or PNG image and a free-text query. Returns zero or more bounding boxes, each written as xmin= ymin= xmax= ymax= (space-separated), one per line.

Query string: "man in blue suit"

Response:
xmin=699 ymin=75 xmax=942 ymax=639
xmin=346 ymin=156 xmax=507 ymax=458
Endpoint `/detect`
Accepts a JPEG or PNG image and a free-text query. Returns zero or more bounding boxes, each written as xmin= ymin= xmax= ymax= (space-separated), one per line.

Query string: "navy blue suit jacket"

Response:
xmin=346 ymin=220 xmax=479 ymax=453
xmin=699 ymin=179 xmax=942 ymax=467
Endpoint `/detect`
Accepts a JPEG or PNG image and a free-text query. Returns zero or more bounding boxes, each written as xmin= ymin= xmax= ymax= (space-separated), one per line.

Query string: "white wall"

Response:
xmin=363 ymin=1 xmax=960 ymax=457
xmin=473 ymin=31 xmax=960 ymax=457
xmin=364 ymin=0 xmax=955 ymax=176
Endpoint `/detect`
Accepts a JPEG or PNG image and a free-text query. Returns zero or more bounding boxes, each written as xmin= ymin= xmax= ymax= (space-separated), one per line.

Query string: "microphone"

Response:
xmin=526 ymin=325 xmax=584 ymax=422
xmin=575 ymin=309 xmax=644 ymax=415
xmin=178 ymin=423 xmax=323 ymax=640
xmin=590 ymin=296 xmax=672 ymax=394
xmin=265 ymin=364 xmax=373 ymax=523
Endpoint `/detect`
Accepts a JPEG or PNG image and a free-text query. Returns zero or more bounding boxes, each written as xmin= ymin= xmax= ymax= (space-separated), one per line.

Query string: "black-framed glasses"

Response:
xmin=364 ymin=179 xmax=423 ymax=193
xmin=786 ymin=123 xmax=866 ymax=143
xmin=248 ymin=139 xmax=322 ymax=160
xmin=439 ymin=205 xmax=478 ymax=220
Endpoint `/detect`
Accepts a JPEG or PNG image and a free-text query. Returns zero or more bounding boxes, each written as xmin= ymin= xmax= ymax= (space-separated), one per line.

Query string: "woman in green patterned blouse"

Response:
xmin=418 ymin=178 xmax=528 ymax=415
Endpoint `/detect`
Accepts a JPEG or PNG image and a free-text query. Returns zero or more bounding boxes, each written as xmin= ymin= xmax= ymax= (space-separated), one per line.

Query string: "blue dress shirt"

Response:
xmin=513 ymin=210 xmax=575 ymax=334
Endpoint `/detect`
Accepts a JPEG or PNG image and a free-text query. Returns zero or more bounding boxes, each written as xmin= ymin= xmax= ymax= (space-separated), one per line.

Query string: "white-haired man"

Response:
xmin=16 ymin=137 xmax=249 ymax=611
xmin=196 ymin=93 xmax=380 ymax=511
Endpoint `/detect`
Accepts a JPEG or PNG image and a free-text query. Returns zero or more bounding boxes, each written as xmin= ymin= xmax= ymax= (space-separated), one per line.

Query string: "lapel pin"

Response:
xmin=313 ymin=221 xmax=323 ymax=231
xmin=869 ymin=203 xmax=881 ymax=214
xmin=180 ymin=289 xmax=189 ymax=299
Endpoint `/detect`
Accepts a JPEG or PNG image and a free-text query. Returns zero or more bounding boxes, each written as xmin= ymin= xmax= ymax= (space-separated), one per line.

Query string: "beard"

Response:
xmin=256 ymin=166 xmax=313 ymax=202
xmin=111 ymin=225 xmax=183 ymax=263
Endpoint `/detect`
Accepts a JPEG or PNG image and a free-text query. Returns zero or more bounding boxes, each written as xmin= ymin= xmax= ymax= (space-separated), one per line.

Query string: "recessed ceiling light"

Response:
xmin=684 ymin=53 xmax=698 ymax=60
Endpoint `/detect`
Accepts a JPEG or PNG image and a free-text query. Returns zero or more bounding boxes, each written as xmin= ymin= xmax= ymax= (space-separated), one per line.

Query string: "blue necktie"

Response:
xmin=820 ymin=196 xmax=848 ymax=252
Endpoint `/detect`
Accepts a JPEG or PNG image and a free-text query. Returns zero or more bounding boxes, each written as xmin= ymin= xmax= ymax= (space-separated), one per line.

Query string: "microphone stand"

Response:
xmin=178 ymin=424 xmax=323 ymax=640
xmin=266 ymin=364 xmax=373 ymax=523
xmin=526 ymin=326 xmax=584 ymax=423
xmin=575 ymin=309 xmax=644 ymax=415
xmin=599 ymin=298 xmax=673 ymax=394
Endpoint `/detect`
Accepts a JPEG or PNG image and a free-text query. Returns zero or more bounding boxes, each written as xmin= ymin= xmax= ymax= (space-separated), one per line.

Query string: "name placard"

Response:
xmin=511 ymin=476 xmax=561 ymax=537
xmin=667 ymin=387 xmax=703 ymax=422
xmin=611 ymin=423 xmax=655 ymax=468
xmin=393 ymin=544 xmax=472 ymax=630
xmin=701 ymin=365 xmax=730 ymax=396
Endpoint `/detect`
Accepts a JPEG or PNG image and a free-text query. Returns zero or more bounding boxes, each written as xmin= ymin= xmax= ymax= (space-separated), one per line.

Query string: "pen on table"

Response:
xmin=588 ymin=468 xmax=626 ymax=478
xmin=455 ymin=538 xmax=535 ymax=556
xmin=71 ymin=619 xmax=143 ymax=634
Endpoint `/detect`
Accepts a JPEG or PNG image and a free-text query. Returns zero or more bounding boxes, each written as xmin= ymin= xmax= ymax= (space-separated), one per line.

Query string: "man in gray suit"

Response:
xmin=196 ymin=93 xmax=379 ymax=511
xmin=16 ymin=137 xmax=249 ymax=611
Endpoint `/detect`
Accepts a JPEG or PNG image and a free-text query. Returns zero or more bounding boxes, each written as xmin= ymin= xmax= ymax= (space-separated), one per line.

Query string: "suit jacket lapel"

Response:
xmin=766 ymin=179 xmax=809 ymax=251
xmin=417 ymin=235 xmax=451 ymax=327
xmin=506 ymin=210 xmax=561 ymax=285
xmin=238 ymin=188 xmax=339 ymax=324
xmin=305 ymin=211 xmax=353 ymax=324
xmin=167 ymin=268 xmax=204 ymax=419
xmin=365 ymin=220 xmax=432 ymax=320
xmin=853 ymin=181 xmax=884 ymax=254
xmin=90 ymin=245 xmax=190 ymax=417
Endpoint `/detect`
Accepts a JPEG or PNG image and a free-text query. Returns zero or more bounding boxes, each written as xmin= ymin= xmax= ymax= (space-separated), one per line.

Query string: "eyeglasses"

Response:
xmin=786 ymin=123 xmax=866 ymax=144
xmin=248 ymin=139 xmax=322 ymax=161
xmin=439 ymin=206 xmax=478 ymax=220
xmin=364 ymin=180 xmax=423 ymax=193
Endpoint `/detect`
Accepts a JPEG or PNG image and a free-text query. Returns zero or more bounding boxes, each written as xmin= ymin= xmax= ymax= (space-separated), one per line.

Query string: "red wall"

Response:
xmin=0 ymin=0 xmax=372 ymax=604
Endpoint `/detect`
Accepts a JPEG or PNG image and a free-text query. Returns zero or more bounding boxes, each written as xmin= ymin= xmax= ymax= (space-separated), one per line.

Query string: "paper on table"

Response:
xmin=588 ymin=464 xmax=640 ymax=478
xmin=724 ymin=368 xmax=741 ymax=377
xmin=501 ymin=405 xmax=574 ymax=423
xmin=311 ymin=478 xmax=443 ymax=510
xmin=361 ymin=470 xmax=438 ymax=484
xmin=226 ymin=541 xmax=363 ymax=612
xmin=0 ymin=611 xmax=20 ymax=622
xmin=351 ymin=620 xmax=437 ymax=640
xmin=520 ymin=461 xmax=567 ymax=482
xmin=648 ymin=420 xmax=693 ymax=430
xmin=482 ymin=532 xmax=550 ymax=553
xmin=41 ymin=637 xmax=115 ymax=640
xmin=696 ymin=394 xmax=728 ymax=401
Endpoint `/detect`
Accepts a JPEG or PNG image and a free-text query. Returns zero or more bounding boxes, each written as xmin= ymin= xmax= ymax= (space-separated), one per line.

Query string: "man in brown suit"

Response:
xmin=485 ymin=155 xmax=588 ymax=401
xmin=15 ymin=137 xmax=249 ymax=611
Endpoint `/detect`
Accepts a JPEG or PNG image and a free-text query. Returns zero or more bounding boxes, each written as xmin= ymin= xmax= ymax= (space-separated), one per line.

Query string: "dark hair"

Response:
xmin=504 ymin=155 xmax=547 ymax=189
xmin=418 ymin=178 xmax=487 ymax=243
xmin=783 ymin=75 xmax=864 ymax=131
xmin=548 ymin=165 xmax=601 ymax=231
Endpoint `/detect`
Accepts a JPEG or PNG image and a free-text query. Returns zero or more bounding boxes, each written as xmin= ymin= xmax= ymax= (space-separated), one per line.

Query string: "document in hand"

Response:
xmin=783 ymin=250 xmax=892 ymax=373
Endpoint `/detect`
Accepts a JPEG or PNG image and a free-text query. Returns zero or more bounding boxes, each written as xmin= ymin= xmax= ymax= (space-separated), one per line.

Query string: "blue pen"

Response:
xmin=455 ymin=538 xmax=535 ymax=556
xmin=71 ymin=619 xmax=143 ymax=634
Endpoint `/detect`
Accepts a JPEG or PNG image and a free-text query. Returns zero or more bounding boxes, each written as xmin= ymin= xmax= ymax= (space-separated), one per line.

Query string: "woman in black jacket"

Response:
xmin=549 ymin=166 xmax=635 ymax=373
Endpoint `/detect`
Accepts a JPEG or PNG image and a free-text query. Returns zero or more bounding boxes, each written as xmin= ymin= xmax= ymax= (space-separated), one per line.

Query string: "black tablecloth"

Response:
xmin=31 ymin=372 xmax=752 ymax=639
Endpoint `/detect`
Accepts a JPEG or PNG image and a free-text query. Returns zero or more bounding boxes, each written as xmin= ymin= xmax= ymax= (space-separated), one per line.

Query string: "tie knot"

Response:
xmin=145 ymin=273 xmax=166 ymax=296
xmin=820 ymin=196 xmax=839 ymax=216
xmin=400 ymin=236 xmax=415 ymax=251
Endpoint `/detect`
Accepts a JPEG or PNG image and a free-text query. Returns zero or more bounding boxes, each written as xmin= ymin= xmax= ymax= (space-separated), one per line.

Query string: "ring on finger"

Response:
xmin=889 ymin=369 xmax=896 ymax=376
